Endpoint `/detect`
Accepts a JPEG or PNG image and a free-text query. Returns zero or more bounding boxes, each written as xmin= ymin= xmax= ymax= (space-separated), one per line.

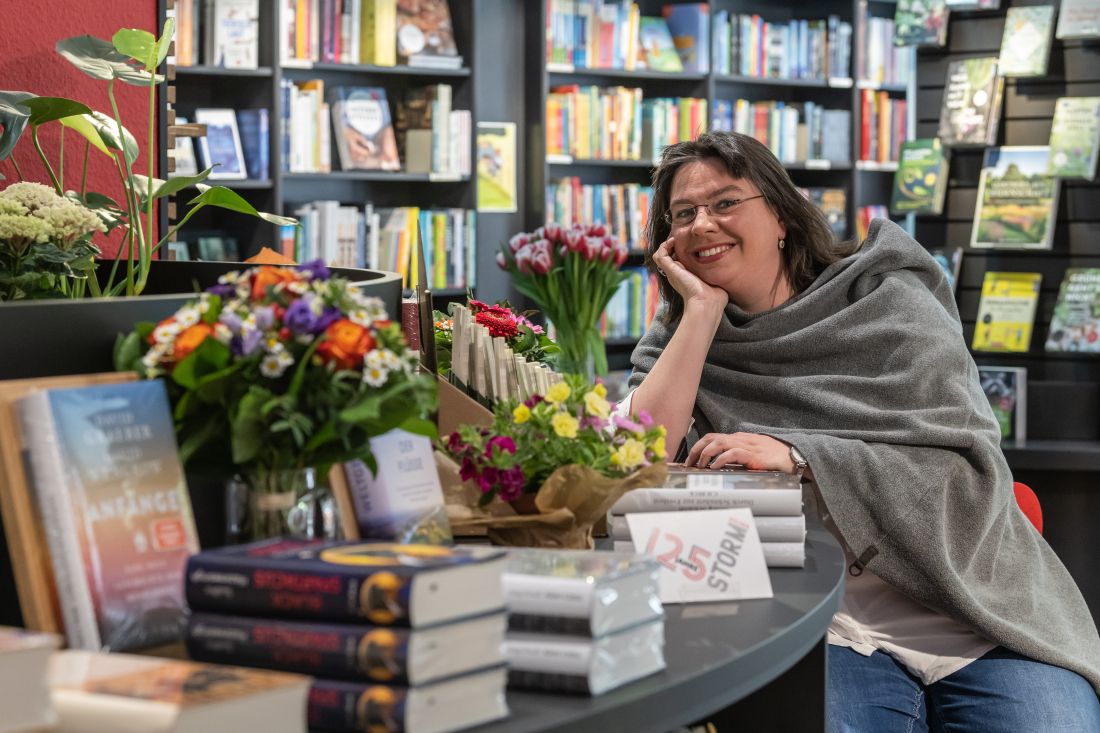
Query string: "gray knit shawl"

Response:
xmin=629 ymin=219 xmax=1100 ymax=694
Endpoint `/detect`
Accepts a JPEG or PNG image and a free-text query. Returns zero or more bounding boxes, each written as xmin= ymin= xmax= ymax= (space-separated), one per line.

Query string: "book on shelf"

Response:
xmin=194 ymin=108 xmax=248 ymax=180
xmin=547 ymin=85 xmax=646 ymax=161
xmin=894 ymin=0 xmax=948 ymax=47
xmin=610 ymin=513 xmax=806 ymax=544
xmin=205 ymin=0 xmax=260 ymax=69
xmin=1046 ymin=269 xmax=1100 ymax=353
xmin=662 ymin=3 xmax=709 ymax=73
xmin=858 ymin=9 xmax=913 ymax=86
xmin=612 ymin=539 xmax=806 ymax=568
xmin=308 ymin=666 xmax=508 ymax=733
xmin=15 ymin=380 xmax=201 ymax=652
xmin=546 ymin=179 xmax=652 ymax=251
xmin=236 ymin=108 xmax=270 ymax=181
xmin=186 ymin=611 xmax=507 ymax=685
xmin=638 ymin=16 xmax=683 ymax=72
xmin=971 ymin=146 xmax=1059 ymax=250
xmin=717 ymin=13 xmax=851 ymax=81
xmin=360 ymin=0 xmax=399 ymax=65
xmin=328 ymin=87 xmax=401 ymax=171
xmin=711 ymin=9 xmax=730 ymax=74
xmin=856 ymin=205 xmax=889 ymax=241
xmin=193 ymin=234 xmax=240 ymax=262
xmin=506 ymin=617 xmax=666 ymax=696
xmin=799 ymin=188 xmax=847 ymax=241
xmin=977 ymin=367 xmax=1027 ymax=446
xmin=641 ymin=96 xmax=706 ymax=159
xmin=49 ymin=650 xmax=309 ymax=733
xmin=286 ymin=79 xmax=331 ymax=173
xmin=599 ymin=267 xmax=659 ymax=340
xmin=166 ymin=242 xmax=191 ymax=261
xmin=280 ymin=0 xmax=408 ymax=67
xmin=546 ymin=1 xmax=645 ymax=70
xmin=945 ymin=0 xmax=1000 ymax=8
xmin=396 ymin=0 xmax=461 ymax=67
xmin=168 ymin=115 xmax=199 ymax=179
xmin=173 ymin=0 xmax=199 ymax=66
xmin=710 ymin=100 xmax=850 ymax=166
xmin=860 ymin=89 xmax=907 ymax=163
xmin=929 ymin=246 xmax=964 ymax=294
xmin=185 ymin=539 xmax=506 ymax=626
xmin=1048 ymin=97 xmax=1100 ymax=180
xmin=999 ymin=5 xmax=1055 ymax=78
xmin=937 ymin=57 xmax=1004 ymax=147
xmin=1056 ymin=0 xmax=1100 ymax=39
xmin=608 ymin=487 xmax=803 ymax=516
xmin=0 ymin=628 xmax=58 ymax=733
xmin=891 ymin=139 xmax=949 ymax=216
xmin=972 ymin=272 xmax=1042 ymax=353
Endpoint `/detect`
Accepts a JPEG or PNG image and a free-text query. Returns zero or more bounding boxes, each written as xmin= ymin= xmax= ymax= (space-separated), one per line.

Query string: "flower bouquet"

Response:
xmin=116 ymin=260 xmax=437 ymax=540
xmin=438 ymin=374 xmax=667 ymax=548
xmin=433 ymin=296 xmax=558 ymax=374
xmin=496 ymin=222 xmax=630 ymax=377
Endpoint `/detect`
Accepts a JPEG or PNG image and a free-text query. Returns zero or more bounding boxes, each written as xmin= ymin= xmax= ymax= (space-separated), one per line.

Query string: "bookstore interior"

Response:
xmin=2 ymin=0 xmax=1100 ymax=731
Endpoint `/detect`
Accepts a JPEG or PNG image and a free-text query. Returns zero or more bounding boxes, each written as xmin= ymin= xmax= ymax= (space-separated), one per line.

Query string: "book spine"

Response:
xmin=502 ymin=573 xmax=593 ymax=618
xmin=308 ymin=680 xmax=408 ymax=733
xmin=507 ymin=669 xmax=593 ymax=695
xmin=610 ymin=513 xmax=806 ymax=543
xmin=609 ymin=489 xmax=803 ymax=516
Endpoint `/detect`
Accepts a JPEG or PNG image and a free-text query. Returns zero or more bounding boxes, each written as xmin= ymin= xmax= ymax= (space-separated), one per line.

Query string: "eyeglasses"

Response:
xmin=663 ymin=195 xmax=764 ymax=229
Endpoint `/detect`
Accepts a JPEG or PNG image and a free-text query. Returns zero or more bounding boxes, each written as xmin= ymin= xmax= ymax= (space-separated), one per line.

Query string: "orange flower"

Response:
xmin=317 ymin=318 xmax=375 ymax=370
xmin=173 ymin=323 xmax=214 ymax=361
xmin=251 ymin=266 xmax=299 ymax=301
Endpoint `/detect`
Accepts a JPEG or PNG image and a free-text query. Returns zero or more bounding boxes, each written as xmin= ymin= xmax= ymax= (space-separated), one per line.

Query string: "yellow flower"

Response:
xmin=545 ymin=382 xmax=571 ymax=404
xmin=583 ymin=391 xmax=610 ymax=418
xmin=513 ymin=404 xmax=531 ymax=423
xmin=550 ymin=411 xmax=579 ymax=438
xmin=617 ymin=438 xmax=647 ymax=468
xmin=651 ymin=436 xmax=666 ymax=459
xmin=658 ymin=425 xmax=667 ymax=437
xmin=610 ymin=452 xmax=622 ymax=466
xmin=592 ymin=383 xmax=607 ymax=398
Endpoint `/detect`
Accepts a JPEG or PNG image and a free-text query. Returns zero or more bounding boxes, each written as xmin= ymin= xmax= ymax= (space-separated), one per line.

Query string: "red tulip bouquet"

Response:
xmin=496 ymin=222 xmax=630 ymax=377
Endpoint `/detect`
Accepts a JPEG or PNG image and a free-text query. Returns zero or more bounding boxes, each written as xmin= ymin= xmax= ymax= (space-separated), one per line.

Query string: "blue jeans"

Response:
xmin=827 ymin=644 xmax=1100 ymax=732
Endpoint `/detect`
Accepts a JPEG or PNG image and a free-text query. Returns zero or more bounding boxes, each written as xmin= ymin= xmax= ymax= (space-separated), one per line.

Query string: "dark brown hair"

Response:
xmin=645 ymin=131 xmax=861 ymax=325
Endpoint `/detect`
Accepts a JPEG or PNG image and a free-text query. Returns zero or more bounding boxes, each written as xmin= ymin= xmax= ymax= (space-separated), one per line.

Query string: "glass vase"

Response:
xmin=555 ymin=328 xmax=599 ymax=381
xmin=240 ymin=468 xmax=340 ymax=542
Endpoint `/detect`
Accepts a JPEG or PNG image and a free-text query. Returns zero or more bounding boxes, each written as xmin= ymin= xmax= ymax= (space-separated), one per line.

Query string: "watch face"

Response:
xmin=790 ymin=446 xmax=807 ymax=467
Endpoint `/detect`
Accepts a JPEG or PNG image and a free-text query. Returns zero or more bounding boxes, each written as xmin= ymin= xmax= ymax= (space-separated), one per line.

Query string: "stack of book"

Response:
xmin=184 ymin=539 xmax=510 ymax=733
xmin=502 ymin=549 xmax=666 ymax=696
xmin=173 ymin=0 xmax=260 ymax=69
xmin=860 ymin=89 xmax=907 ymax=164
xmin=857 ymin=12 xmax=913 ymax=85
xmin=547 ymin=86 xmax=644 ymax=161
xmin=0 ymin=628 xmax=57 ymax=733
xmin=711 ymin=100 xmax=851 ymax=166
xmin=545 ymin=179 xmax=652 ymax=251
xmin=714 ymin=13 xmax=852 ymax=81
xmin=640 ymin=97 xmax=707 ymax=159
xmin=599 ymin=267 xmax=660 ymax=341
xmin=608 ymin=468 xmax=807 ymax=568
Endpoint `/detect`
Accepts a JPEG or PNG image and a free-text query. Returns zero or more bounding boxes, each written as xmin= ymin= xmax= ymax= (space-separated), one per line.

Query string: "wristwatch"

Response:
xmin=789 ymin=445 xmax=808 ymax=480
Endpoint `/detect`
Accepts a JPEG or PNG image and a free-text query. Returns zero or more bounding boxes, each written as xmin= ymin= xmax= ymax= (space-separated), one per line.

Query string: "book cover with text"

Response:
xmin=1048 ymin=97 xmax=1100 ymax=180
xmin=999 ymin=5 xmax=1055 ymax=77
xmin=894 ymin=0 xmax=949 ymax=46
xmin=971 ymin=146 xmax=1059 ymax=249
xmin=937 ymin=57 xmax=1003 ymax=146
xmin=1046 ymin=268 xmax=1100 ymax=352
xmin=891 ymin=139 xmax=949 ymax=215
xmin=972 ymin=272 xmax=1042 ymax=352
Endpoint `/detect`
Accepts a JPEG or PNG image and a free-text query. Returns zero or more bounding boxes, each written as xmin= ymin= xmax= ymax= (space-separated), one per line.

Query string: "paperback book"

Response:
xmin=971 ymin=146 xmax=1060 ymax=250
xmin=972 ymin=272 xmax=1042 ymax=352
xmin=1056 ymin=0 xmax=1100 ymax=39
xmin=236 ymin=109 xmax=269 ymax=180
xmin=207 ymin=0 xmax=260 ymax=68
xmin=395 ymin=0 xmax=460 ymax=62
xmin=1048 ymin=97 xmax=1100 ymax=180
xmin=637 ymin=17 xmax=683 ymax=72
xmin=998 ymin=5 xmax=1055 ymax=77
xmin=977 ymin=366 xmax=1027 ymax=445
xmin=608 ymin=487 xmax=803 ymax=516
xmin=661 ymin=3 xmax=709 ymax=73
xmin=194 ymin=108 xmax=248 ymax=180
xmin=937 ymin=57 xmax=1004 ymax=146
xmin=891 ymin=138 xmax=949 ymax=215
xmin=610 ymin=514 xmax=807 ymax=544
xmin=0 ymin=628 xmax=58 ymax=733
xmin=894 ymin=0 xmax=948 ymax=47
xmin=329 ymin=87 xmax=401 ymax=171
xmin=1046 ymin=268 xmax=1100 ymax=352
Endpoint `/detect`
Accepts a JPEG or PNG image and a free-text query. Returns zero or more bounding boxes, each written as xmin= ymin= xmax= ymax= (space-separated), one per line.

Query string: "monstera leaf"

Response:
xmin=17 ymin=97 xmax=92 ymax=128
xmin=188 ymin=187 xmax=300 ymax=227
xmin=58 ymin=114 xmax=113 ymax=156
xmin=55 ymin=35 xmax=164 ymax=87
xmin=112 ymin=19 xmax=175 ymax=71
xmin=86 ymin=111 xmax=138 ymax=165
xmin=0 ymin=91 xmax=36 ymax=165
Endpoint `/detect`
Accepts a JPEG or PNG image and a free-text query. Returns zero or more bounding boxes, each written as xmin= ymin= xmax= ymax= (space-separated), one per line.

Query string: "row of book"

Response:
xmin=641 ymin=97 xmax=707 ymax=160
xmin=278 ymin=80 xmax=471 ymax=175
xmin=710 ymin=101 xmax=851 ymax=166
xmin=171 ymin=109 xmax=270 ymax=181
xmin=545 ymin=179 xmax=652 ymax=251
xmin=857 ymin=13 xmax=913 ymax=86
xmin=600 ymin=268 xmax=659 ymax=341
xmin=279 ymin=0 xmax=465 ymax=70
xmin=860 ymin=90 xmax=907 ymax=164
xmin=171 ymin=0 xmax=260 ymax=69
xmin=896 ymin=0 xmax=1100 ymax=48
xmin=856 ymin=205 xmax=890 ymax=241
xmin=712 ymin=13 xmax=852 ymax=82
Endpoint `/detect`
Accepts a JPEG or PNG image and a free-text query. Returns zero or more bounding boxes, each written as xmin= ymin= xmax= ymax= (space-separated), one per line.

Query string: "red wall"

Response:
xmin=0 ymin=1 xmax=158 ymax=258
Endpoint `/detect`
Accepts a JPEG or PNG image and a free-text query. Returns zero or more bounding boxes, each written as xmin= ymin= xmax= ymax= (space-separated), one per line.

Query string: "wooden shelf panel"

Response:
xmin=282 ymin=172 xmax=471 ymax=182
xmin=1002 ymin=441 xmax=1100 ymax=472
xmin=548 ymin=65 xmax=707 ymax=81
xmin=282 ymin=62 xmax=471 ymax=77
xmin=714 ymin=75 xmax=854 ymax=89
xmin=175 ymin=65 xmax=274 ymax=77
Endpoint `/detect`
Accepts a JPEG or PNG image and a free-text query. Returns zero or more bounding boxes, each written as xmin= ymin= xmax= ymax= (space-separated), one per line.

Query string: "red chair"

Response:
xmin=1013 ymin=482 xmax=1043 ymax=535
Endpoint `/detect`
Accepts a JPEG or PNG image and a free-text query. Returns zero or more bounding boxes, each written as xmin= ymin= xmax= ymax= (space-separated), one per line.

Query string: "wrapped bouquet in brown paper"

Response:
xmin=438 ymin=375 xmax=669 ymax=549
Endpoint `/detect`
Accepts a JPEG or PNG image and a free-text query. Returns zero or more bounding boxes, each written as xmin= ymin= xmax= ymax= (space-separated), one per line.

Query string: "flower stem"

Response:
xmin=108 ymin=79 xmax=145 ymax=295
xmin=145 ymin=62 xmax=157 ymax=288
xmin=58 ymin=125 xmax=64 ymax=191
xmin=30 ymin=126 xmax=62 ymax=195
xmin=10 ymin=156 xmax=23 ymax=181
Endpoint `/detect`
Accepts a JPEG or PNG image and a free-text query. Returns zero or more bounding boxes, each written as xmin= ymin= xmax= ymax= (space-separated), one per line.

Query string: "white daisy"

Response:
xmin=265 ymin=338 xmax=285 ymax=355
xmin=381 ymin=349 xmax=400 ymax=370
xmin=197 ymin=294 xmax=211 ymax=313
xmin=296 ymin=333 xmax=315 ymax=345
xmin=365 ymin=349 xmax=384 ymax=369
xmin=363 ymin=365 xmax=389 ymax=387
xmin=287 ymin=280 xmax=309 ymax=295
xmin=242 ymin=314 xmax=258 ymax=331
xmin=214 ymin=323 xmax=233 ymax=344
xmin=145 ymin=367 xmax=160 ymax=379
xmin=217 ymin=271 xmax=242 ymax=285
xmin=236 ymin=284 xmax=251 ymax=300
xmin=174 ymin=307 xmax=200 ymax=329
xmin=260 ymin=355 xmax=289 ymax=378
xmin=349 ymin=309 xmax=373 ymax=327
xmin=277 ymin=351 xmax=295 ymax=368
xmin=153 ymin=321 xmax=180 ymax=344
xmin=141 ymin=346 xmax=163 ymax=368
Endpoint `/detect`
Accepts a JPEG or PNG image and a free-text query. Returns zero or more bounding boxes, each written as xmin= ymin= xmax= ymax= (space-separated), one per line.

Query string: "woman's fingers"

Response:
xmin=684 ymin=433 xmax=715 ymax=466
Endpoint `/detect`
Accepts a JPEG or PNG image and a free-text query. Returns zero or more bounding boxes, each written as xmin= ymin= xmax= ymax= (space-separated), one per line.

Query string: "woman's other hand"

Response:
xmin=653 ymin=236 xmax=728 ymax=319
xmin=686 ymin=432 xmax=799 ymax=473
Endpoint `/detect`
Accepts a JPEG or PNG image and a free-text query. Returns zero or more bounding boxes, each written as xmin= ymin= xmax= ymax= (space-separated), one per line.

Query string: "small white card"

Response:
xmin=625 ymin=509 xmax=773 ymax=604
xmin=346 ymin=429 xmax=446 ymax=538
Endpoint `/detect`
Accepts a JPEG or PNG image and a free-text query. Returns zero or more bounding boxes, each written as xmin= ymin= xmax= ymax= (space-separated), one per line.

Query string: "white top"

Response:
xmin=615 ymin=389 xmax=997 ymax=685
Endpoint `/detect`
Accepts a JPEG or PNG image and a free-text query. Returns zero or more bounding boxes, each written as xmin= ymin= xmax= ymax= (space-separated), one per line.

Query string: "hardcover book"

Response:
xmin=395 ymin=0 xmax=459 ymax=60
xmin=610 ymin=513 xmax=807 ymax=544
xmin=891 ymin=139 xmax=950 ymax=215
xmin=15 ymin=380 xmax=200 ymax=652
xmin=937 ymin=57 xmax=1004 ymax=146
xmin=638 ymin=17 xmax=683 ymax=73
xmin=1056 ymin=0 xmax=1100 ymax=39
xmin=235 ymin=109 xmax=270 ymax=181
xmin=972 ymin=272 xmax=1042 ymax=352
xmin=1046 ymin=269 xmax=1100 ymax=352
xmin=308 ymin=667 xmax=508 ymax=733
xmin=946 ymin=0 xmax=1000 ymax=7
xmin=194 ymin=108 xmax=248 ymax=180
xmin=186 ymin=611 xmax=507 ymax=686
xmin=894 ymin=0 xmax=948 ymax=47
xmin=185 ymin=539 xmax=506 ymax=626
xmin=998 ymin=6 xmax=1055 ymax=77
xmin=977 ymin=366 xmax=1027 ymax=445
xmin=661 ymin=3 xmax=709 ymax=73
xmin=971 ymin=146 xmax=1060 ymax=250
xmin=608 ymin=487 xmax=804 ymax=516
xmin=49 ymin=650 xmax=309 ymax=733
xmin=0 ymin=627 xmax=58 ymax=733
xmin=929 ymin=246 xmax=964 ymax=294
xmin=329 ymin=87 xmax=401 ymax=171
xmin=210 ymin=0 xmax=260 ymax=69
xmin=1048 ymin=97 xmax=1100 ymax=180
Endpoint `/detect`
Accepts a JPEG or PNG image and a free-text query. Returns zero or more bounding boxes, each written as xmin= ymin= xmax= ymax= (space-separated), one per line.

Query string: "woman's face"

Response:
xmin=667 ymin=158 xmax=788 ymax=310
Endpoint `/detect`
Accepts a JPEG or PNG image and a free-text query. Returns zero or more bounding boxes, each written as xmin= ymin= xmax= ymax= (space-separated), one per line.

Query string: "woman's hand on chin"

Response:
xmin=686 ymin=433 xmax=797 ymax=473
xmin=653 ymin=237 xmax=728 ymax=319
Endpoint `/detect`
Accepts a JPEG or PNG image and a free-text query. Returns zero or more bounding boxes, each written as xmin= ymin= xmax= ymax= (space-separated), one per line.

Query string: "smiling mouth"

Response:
xmin=693 ymin=244 xmax=734 ymax=260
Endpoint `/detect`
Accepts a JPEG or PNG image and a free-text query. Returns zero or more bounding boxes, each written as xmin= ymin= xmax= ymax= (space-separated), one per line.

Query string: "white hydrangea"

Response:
xmin=0 ymin=213 xmax=52 ymax=252
xmin=0 ymin=182 xmax=64 ymax=213
xmin=32 ymin=203 xmax=105 ymax=248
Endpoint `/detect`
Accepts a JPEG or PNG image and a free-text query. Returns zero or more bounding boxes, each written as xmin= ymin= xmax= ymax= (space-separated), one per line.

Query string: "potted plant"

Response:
xmin=433 ymin=295 xmax=559 ymax=374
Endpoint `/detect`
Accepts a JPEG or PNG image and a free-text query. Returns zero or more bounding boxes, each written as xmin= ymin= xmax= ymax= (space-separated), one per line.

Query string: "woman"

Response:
xmin=627 ymin=131 xmax=1100 ymax=731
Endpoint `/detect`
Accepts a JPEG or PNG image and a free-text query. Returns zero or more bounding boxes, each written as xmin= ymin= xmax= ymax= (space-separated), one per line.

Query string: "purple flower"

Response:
xmin=220 ymin=310 xmax=242 ymax=334
xmin=447 ymin=432 xmax=466 ymax=453
xmin=485 ymin=436 xmax=516 ymax=458
xmin=253 ymin=306 xmax=275 ymax=331
xmin=612 ymin=414 xmax=643 ymax=433
xmin=297 ymin=259 xmax=331 ymax=281
xmin=638 ymin=410 xmax=653 ymax=426
xmin=460 ymin=456 xmax=477 ymax=481
xmin=206 ymin=283 xmax=236 ymax=298
xmin=499 ymin=466 xmax=525 ymax=502
xmin=524 ymin=395 xmax=545 ymax=408
xmin=231 ymin=329 xmax=263 ymax=358
xmin=582 ymin=416 xmax=609 ymax=431
xmin=477 ymin=466 xmax=500 ymax=494
xmin=317 ymin=305 xmax=342 ymax=331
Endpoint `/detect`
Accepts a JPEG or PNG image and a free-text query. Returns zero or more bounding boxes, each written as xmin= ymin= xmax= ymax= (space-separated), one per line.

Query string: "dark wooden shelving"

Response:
xmin=282 ymin=61 xmax=471 ymax=77
xmin=548 ymin=65 xmax=707 ymax=82
xmin=281 ymin=172 xmax=471 ymax=182
xmin=175 ymin=65 xmax=274 ymax=77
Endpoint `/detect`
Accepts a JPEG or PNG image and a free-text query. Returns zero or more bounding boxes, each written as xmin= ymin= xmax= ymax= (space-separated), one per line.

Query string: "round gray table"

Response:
xmin=468 ymin=521 xmax=846 ymax=733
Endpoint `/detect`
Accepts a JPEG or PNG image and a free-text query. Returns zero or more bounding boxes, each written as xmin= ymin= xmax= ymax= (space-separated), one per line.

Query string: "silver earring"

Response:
xmin=778 ymin=239 xmax=785 ymax=249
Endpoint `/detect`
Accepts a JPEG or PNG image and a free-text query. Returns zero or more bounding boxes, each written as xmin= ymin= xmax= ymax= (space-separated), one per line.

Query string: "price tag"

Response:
xmin=625 ymin=509 xmax=773 ymax=604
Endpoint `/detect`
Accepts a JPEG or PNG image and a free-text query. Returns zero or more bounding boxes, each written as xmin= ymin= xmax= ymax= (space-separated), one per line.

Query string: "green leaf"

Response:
xmin=0 ymin=91 xmax=35 ymax=162
xmin=55 ymin=35 xmax=164 ymax=87
xmin=231 ymin=390 xmax=266 ymax=464
xmin=111 ymin=28 xmax=156 ymax=68
xmin=178 ymin=411 xmax=224 ymax=467
xmin=114 ymin=331 xmax=142 ymax=372
xmin=187 ymin=187 xmax=301 ymax=227
xmin=87 ymin=111 xmax=139 ymax=165
xmin=201 ymin=294 xmax=222 ymax=325
xmin=339 ymin=395 xmax=382 ymax=423
xmin=303 ymin=420 xmax=338 ymax=452
xmin=151 ymin=166 xmax=214 ymax=200
xmin=59 ymin=114 xmax=112 ymax=156
xmin=396 ymin=415 xmax=438 ymax=442
xmin=171 ymin=336 xmax=231 ymax=390
xmin=128 ymin=174 xmax=167 ymax=210
xmin=17 ymin=97 xmax=92 ymax=128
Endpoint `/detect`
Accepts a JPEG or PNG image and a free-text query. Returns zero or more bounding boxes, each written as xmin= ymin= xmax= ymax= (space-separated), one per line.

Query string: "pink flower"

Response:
xmin=559 ymin=245 xmax=569 ymax=258
xmin=599 ymin=244 xmax=613 ymax=263
xmin=485 ymin=436 xmax=517 ymax=457
xmin=612 ymin=245 xmax=629 ymax=266
xmin=613 ymin=414 xmax=643 ymax=432
xmin=496 ymin=251 xmax=508 ymax=269
xmin=564 ymin=229 xmax=586 ymax=252
xmin=469 ymin=300 xmax=490 ymax=311
xmin=447 ymin=432 xmax=466 ymax=452
xmin=543 ymin=222 xmax=564 ymax=244
xmin=515 ymin=246 xmax=535 ymax=275
xmin=638 ymin=410 xmax=653 ymax=426
xmin=530 ymin=239 xmax=553 ymax=274
xmin=532 ymin=227 xmax=546 ymax=241
xmin=524 ymin=394 xmax=545 ymax=408
xmin=582 ymin=237 xmax=603 ymax=261
xmin=602 ymin=235 xmax=615 ymax=249
xmin=477 ymin=466 xmax=500 ymax=494
xmin=460 ymin=456 xmax=477 ymax=481
xmin=499 ymin=466 xmax=525 ymax=502
xmin=516 ymin=314 xmax=544 ymax=335
xmin=509 ymin=233 xmax=529 ymax=253
xmin=586 ymin=223 xmax=606 ymax=237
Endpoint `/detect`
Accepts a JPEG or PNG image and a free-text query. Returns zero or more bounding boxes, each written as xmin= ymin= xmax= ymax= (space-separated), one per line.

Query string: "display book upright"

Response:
xmin=184 ymin=539 xmax=510 ymax=733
